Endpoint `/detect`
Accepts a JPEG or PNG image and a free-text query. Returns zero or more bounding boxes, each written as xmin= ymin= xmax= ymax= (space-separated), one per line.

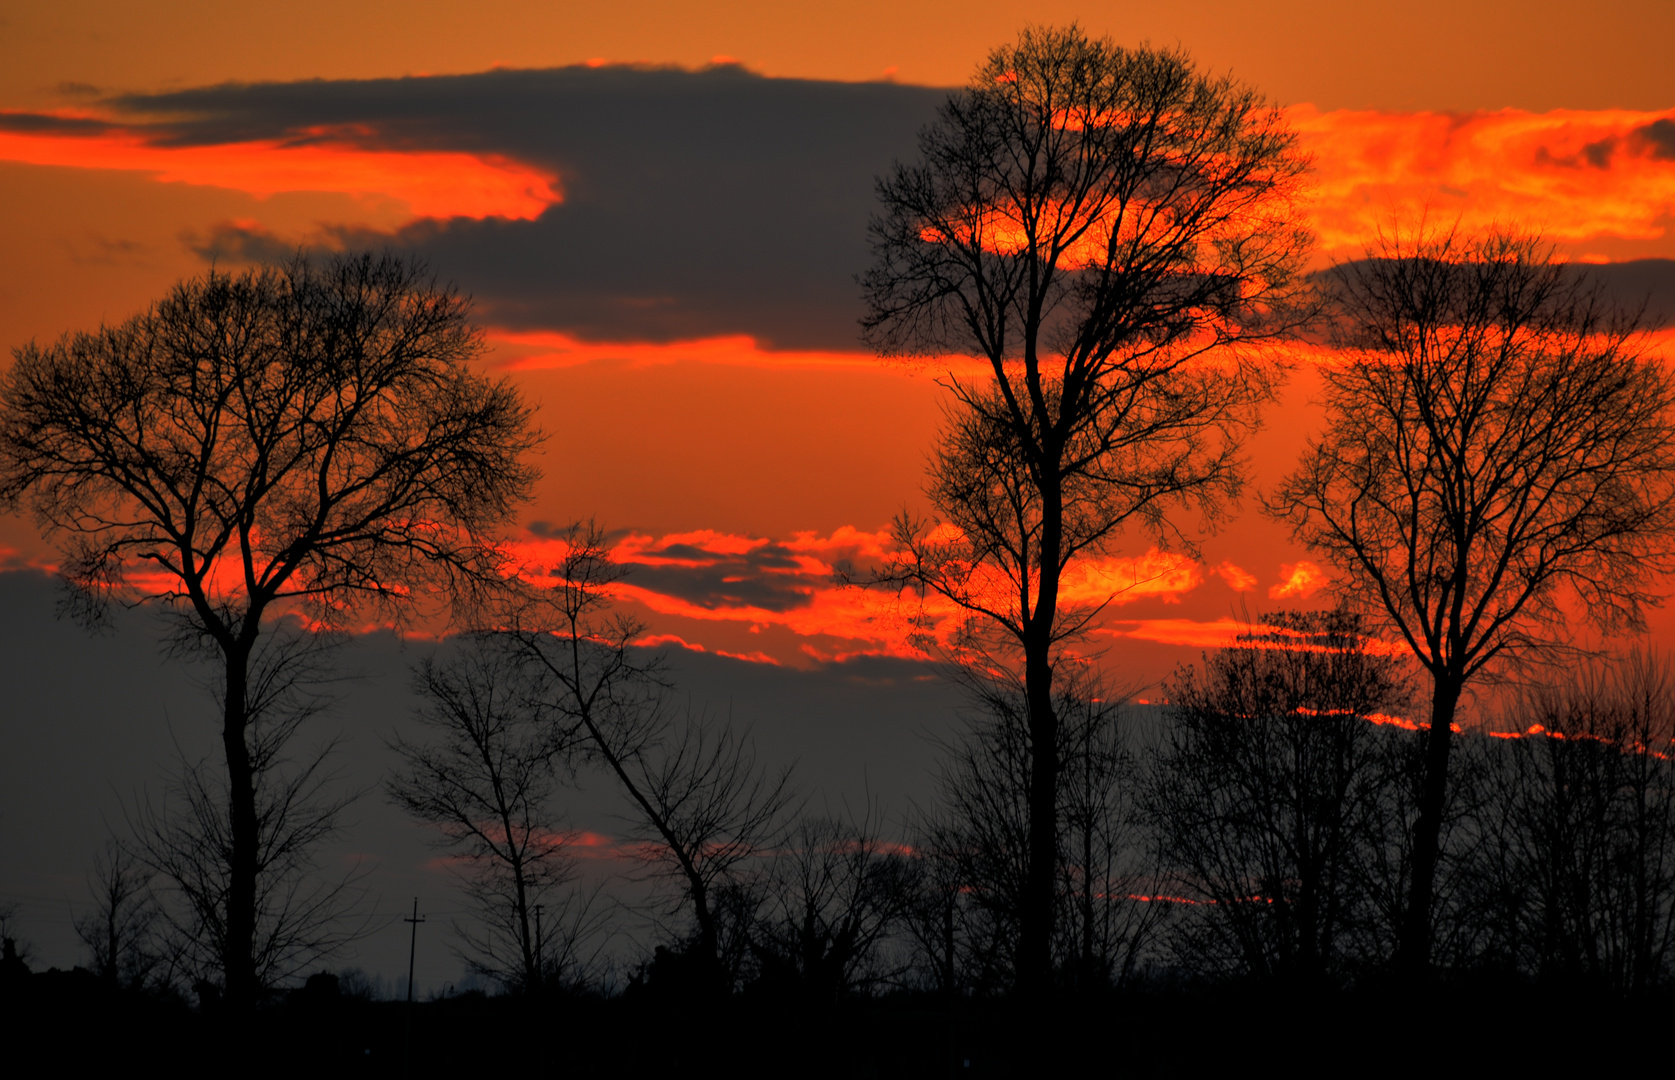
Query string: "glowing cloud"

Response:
xmin=1108 ymin=617 xmax=1261 ymax=650
xmin=487 ymin=329 xmax=991 ymax=374
xmin=1269 ymin=561 xmax=1327 ymax=600
xmin=0 ymin=120 xmax=561 ymax=220
xmin=1059 ymin=548 xmax=1203 ymax=607
xmin=1292 ymin=107 xmax=1675 ymax=254
xmin=500 ymin=529 xmax=1216 ymax=663
xmin=1211 ymin=561 xmax=1258 ymax=591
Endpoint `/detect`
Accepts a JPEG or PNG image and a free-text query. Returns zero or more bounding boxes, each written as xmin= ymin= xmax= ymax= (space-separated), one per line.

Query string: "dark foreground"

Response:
xmin=4 ymin=968 xmax=1664 ymax=1076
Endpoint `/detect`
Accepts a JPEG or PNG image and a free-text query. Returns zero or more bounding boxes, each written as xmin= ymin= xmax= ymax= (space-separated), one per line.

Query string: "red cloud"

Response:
xmin=487 ymin=329 xmax=993 ymax=375
xmin=0 ymin=119 xmax=560 ymax=221
xmin=500 ymin=529 xmax=1214 ymax=663
xmin=1269 ymin=561 xmax=1327 ymax=600
xmin=1292 ymin=106 xmax=1675 ymax=255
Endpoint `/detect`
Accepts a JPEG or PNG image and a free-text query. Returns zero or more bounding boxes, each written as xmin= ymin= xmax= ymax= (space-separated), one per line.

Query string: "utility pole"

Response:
xmin=405 ymin=897 xmax=426 ymax=1003
xmin=402 ymin=897 xmax=426 ymax=1080
xmin=534 ymin=903 xmax=544 ymax=988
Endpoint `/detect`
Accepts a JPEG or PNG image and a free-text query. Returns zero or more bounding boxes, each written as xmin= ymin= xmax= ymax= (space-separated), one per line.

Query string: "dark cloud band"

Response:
xmin=118 ymin=65 xmax=947 ymax=350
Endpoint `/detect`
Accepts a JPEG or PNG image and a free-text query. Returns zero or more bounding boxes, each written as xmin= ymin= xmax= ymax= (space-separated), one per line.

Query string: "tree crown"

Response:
xmin=0 ymin=252 xmax=540 ymax=641
xmin=1270 ymin=228 xmax=1675 ymax=680
xmin=862 ymin=24 xmax=1315 ymax=378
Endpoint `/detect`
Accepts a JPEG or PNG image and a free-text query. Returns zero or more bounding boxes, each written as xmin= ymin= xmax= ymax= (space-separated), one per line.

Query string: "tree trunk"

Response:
xmin=942 ymin=895 xmax=956 ymax=996
xmin=1019 ymin=621 xmax=1059 ymax=993
xmin=1017 ymin=464 xmax=1063 ymax=995
xmin=1398 ymin=674 xmax=1462 ymax=977
xmin=221 ymin=641 xmax=260 ymax=1007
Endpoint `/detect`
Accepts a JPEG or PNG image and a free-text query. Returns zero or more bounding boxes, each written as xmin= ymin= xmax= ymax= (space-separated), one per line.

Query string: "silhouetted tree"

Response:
xmin=1147 ymin=611 xmax=1411 ymax=984
xmin=1473 ymin=652 xmax=1675 ymax=991
xmin=501 ymin=523 xmax=795 ymax=993
xmin=1053 ymin=674 xmax=1165 ymax=991
xmin=75 ymin=841 xmax=161 ymax=990
xmin=899 ymin=827 xmax=970 ymax=997
xmin=0 ymin=252 xmax=539 ymax=1007
xmin=915 ymin=666 xmax=1161 ymax=993
xmin=130 ymin=623 xmax=365 ymax=995
xmin=861 ymin=25 xmax=1315 ymax=990
xmin=749 ymin=808 xmax=916 ymax=1002
xmin=1269 ymin=228 xmax=1675 ymax=974
xmin=389 ymin=639 xmax=602 ymax=993
xmin=0 ymin=902 xmax=31 ymax=977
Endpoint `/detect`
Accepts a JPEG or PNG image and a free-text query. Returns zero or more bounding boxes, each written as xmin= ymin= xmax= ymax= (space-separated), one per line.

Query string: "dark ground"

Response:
xmin=2 ymin=965 xmax=1663 ymax=1077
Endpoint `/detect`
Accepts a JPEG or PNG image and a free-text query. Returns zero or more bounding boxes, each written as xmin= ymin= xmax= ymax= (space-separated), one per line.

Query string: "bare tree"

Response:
xmin=75 ymin=840 xmax=161 ymax=990
xmin=899 ymin=825 xmax=971 ymax=998
xmin=389 ymin=638 xmax=603 ymax=993
xmin=1473 ymin=652 xmax=1675 ymax=992
xmin=1268 ymin=228 xmax=1675 ymax=974
xmin=0 ymin=901 xmax=32 ymax=976
xmin=914 ymin=665 xmax=1162 ymax=994
xmin=1147 ymin=611 xmax=1412 ymax=985
xmin=915 ymin=676 xmax=1033 ymax=995
xmin=0 ymin=252 xmax=539 ymax=1006
xmin=749 ymin=808 xmax=917 ymax=1002
xmin=1053 ymin=672 xmax=1166 ymax=991
xmin=860 ymin=25 xmax=1314 ymax=990
xmin=501 ymin=522 xmax=795 ymax=992
xmin=131 ymin=624 xmax=366 ymax=998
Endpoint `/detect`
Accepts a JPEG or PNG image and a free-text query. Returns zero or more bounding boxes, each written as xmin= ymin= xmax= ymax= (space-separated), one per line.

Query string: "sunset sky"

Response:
xmin=4 ymin=0 xmax=1673 ymax=669
xmin=2 ymin=1 xmax=1673 ymax=976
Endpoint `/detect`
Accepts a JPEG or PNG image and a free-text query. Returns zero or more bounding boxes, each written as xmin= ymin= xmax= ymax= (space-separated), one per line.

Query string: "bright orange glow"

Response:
xmin=1291 ymin=106 xmax=1675 ymax=256
xmin=917 ymin=211 xmax=1113 ymax=269
xmin=1109 ymin=617 xmax=1263 ymax=649
xmin=1483 ymin=722 xmax=1672 ymax=758
xmin=500 ymin=528 xmax=1227 ymax=662
xmin=0 ymin=122 xmax=561 ymax=220
xmin=489 ymin=329 xmax=991 ymax=374
xmin=503 ymin=526 xmax=929 ymax=658
xmin=1059 ymin=548 xmax=1202 ymax=606
xmin=917 ymin=180 xmax=1300 ymax=274
xmin=1211 ymin=561 xmax=1257 ymax=591
xmin=1269 ymin=561 xmax=1326 ymax=599
xmin=636 ymin=632 xmax=783 ymax=666
xmin=1106 ymin=616 xmax=1410 ymax=657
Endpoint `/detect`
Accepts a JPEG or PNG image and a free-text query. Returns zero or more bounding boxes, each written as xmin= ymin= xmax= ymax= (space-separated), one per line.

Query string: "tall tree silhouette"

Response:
xmin=1148 ymin=611 xmax=1411 ymax=984
xmin=860 ymin=24 xmax=1314 ymax=990
xmin=501 ymin=523 xmax=794 ymax=991
xmin=1269 ymin=228 xmax=1675 ymax=974
xmin=0 ymin=253 xmax=539 ymax=1007
xmin=390 ymin=640 xmax=599 ymax=993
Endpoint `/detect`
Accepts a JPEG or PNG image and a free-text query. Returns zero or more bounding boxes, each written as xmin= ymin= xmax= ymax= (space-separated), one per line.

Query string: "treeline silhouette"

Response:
xmin=5 ymin=620 xmax=1673 ymax=1072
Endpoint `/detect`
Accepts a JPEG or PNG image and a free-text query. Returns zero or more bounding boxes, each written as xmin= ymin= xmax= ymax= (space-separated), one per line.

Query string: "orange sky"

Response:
xmin=4 ymin=1 xmax=1673 ymax=112
xmin=1 ymin=5 xmax=1672 ymax=676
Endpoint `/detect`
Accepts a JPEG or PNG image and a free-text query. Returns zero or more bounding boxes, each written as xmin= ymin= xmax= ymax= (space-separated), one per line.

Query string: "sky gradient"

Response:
xmin=2 ymin=50 xmax=1673 ymax=667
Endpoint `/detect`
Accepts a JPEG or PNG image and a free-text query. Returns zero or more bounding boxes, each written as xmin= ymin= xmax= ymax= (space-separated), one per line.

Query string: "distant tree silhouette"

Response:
xmin=914 ymin=666 xmax=1162 ymax=993
xmin=860 ymin=25 xmax=1315 ymax=991
xmin=129 ymin=623 xmax=366 ymax=996
xmin=1147 ymin=611 xmax=1412 ymax=984
xmin=1269 ymin=228 xmax=1675 ymax=975
xmin=389 ymin=639 xmax=604 ymax=993
xmin=0 ymin=253 xmax=539 ymax=1007
xmin=75 ymin=840 xmax=161 ymax=990
xmin=748 ymin=808 xmax=916 ymax=1002
xmin=500 ymin=523 xmax=795 ymax=994
xmin=1051 ymin=672 xmax=1165 ymax=991
xmin=1472 ymin=652 xmax=1675 ymax=991
xmin=0 ymin=902 xmax=31 ymax=978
